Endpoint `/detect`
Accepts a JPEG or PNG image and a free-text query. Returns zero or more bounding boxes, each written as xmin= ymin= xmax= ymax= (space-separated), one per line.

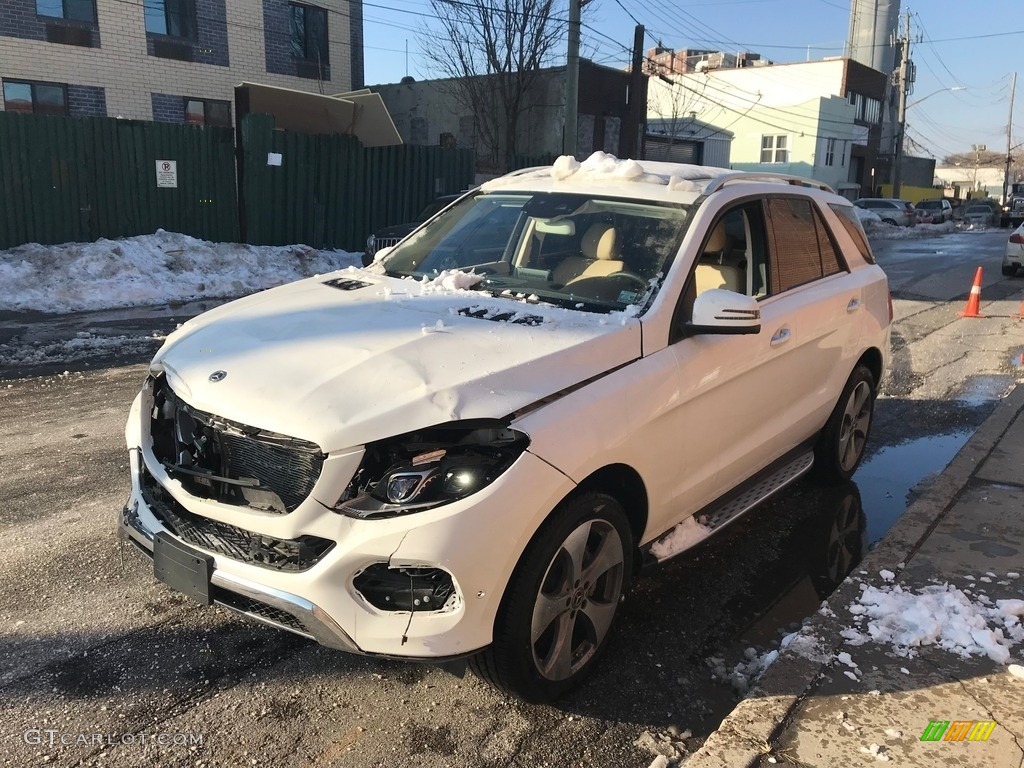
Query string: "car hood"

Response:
xmin=373 ymin=222 xmax=420 ymax=240
xmin=152 ymin=269 xmax=642 ymax=452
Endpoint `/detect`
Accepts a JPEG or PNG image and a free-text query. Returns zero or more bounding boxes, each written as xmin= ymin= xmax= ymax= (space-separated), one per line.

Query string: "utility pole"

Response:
xmin=891 ymin=11 xmax=913 ymax=198
xmin=626 ymin=24 xmax=645 ymax=159
xmin=563 ymin=0 xmax=581 ymax=156
xmin=1003 ymin=72 xmax=1017 ymax=205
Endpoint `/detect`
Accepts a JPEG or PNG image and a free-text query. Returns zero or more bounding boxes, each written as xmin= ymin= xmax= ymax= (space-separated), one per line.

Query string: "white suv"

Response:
xmin=121 ymin=154 xmax=891 ymax=702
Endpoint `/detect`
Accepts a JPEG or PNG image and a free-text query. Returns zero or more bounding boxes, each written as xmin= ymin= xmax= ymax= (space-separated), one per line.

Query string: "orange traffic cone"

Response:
xmin=1015 ymin=299 xmax=1024 ymax=320
xmin=959 ymin=266 xmax=985 ymax=318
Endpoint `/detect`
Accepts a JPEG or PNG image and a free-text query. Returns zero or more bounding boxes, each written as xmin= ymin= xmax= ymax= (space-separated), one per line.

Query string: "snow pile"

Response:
xmin=854 ymin=207 xmax=882 ymax=225
xmin=649 ymin=514 xmax=710 ymax=560
xmin=0 ymin=333 xmax=164 ymax=367
xmin=0 ymin=231 xmax=361 ymax=313
xmin=842 ymin=582 xmax=1024 ymax=664
xmin=708 ymin=629 xmax=828 ymax=695
xmin=419 ymin=269 xmax=484 ymax=293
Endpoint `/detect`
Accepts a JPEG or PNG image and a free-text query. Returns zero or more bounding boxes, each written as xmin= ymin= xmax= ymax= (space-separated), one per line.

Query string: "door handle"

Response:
xmin=847 ymin=298 xmax=861 ymax=312
xmin=770 ymin=327 xmax=791 ymax=346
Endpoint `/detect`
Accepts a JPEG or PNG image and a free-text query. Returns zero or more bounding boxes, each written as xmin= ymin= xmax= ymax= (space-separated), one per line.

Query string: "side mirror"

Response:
xmin=687 ymin=289 xmax=761 ymax=335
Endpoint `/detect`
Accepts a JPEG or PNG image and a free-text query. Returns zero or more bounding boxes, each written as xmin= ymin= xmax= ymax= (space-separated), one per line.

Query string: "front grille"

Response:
xmin=149 ymin=376 xmax=323 ymax=514
xmin=211 ymin=586 xmax=309 ymax=634
xmin=373 ymin=237 xmax=402 ymax=252
xmin=141 ymin=469 xmax=334 ymax=572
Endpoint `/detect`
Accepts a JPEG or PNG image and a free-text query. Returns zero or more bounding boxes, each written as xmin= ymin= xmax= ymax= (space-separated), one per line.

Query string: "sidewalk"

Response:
xmin=686 ymin=385 xmax=1024 ymax=767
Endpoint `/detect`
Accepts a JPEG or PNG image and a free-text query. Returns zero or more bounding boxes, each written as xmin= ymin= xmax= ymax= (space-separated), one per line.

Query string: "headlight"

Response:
xmin=333 ymin=421 xmax=529 ymax=519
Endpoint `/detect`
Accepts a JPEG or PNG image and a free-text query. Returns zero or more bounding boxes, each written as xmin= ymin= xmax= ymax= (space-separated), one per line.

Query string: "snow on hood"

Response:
xmin=153 ymin=268 xmax=641 ymax=451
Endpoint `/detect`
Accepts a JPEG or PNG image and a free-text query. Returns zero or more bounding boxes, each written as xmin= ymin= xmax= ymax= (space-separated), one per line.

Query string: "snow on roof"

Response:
xmin=482 ymin=151 xmax=729 ymax=200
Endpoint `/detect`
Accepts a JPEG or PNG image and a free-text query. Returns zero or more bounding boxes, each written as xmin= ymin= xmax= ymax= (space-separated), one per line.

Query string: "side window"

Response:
xmin=671 ymin=200 xmax=768 ymax=342
xmin=829 ymin=204 xmax=875 ymax=264
xmin=765 ymin=197 xmax=846 ymax=294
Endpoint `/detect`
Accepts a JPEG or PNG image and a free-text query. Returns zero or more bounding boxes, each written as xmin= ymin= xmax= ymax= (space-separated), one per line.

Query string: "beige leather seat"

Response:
xmin=695 ymin=221 xmax=745 ymax=294
xmin=553 ymin=223 xmax=624 ymax=286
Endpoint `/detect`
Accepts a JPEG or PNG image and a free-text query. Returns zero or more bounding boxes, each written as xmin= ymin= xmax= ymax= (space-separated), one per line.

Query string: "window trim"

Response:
xmin=760 ymin=134 xmax=789 ymax=165
xmin=35 ymin=0 xmax=97 ymax=24
xmin=289 ymin=2 xmax=329 ymax=65
xmin=183 ymin=97 xmax=232 ymax=127
xmin=2 ymin=79 xmax=69 ymax=116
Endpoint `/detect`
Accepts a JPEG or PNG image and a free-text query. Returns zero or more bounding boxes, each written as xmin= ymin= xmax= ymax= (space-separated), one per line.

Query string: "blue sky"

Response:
xmin=360 ymin=0 xmax=1023 ymax=161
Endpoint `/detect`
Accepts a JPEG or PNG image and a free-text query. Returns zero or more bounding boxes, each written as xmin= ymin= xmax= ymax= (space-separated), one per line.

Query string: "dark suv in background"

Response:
xmin=363 ymin=194 xmax=462 ymax=266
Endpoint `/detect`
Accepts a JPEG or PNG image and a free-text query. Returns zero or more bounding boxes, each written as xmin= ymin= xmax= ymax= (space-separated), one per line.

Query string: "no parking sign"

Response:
xmin=155 ymin=160 xmax=178 ymax=188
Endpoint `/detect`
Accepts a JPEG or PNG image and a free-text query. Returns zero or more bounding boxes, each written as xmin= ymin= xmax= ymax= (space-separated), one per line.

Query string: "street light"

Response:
xmin=907 ymin=85 xmax=967 ymax=109
xmin=893 ymin=86 xmax=967 ymax=197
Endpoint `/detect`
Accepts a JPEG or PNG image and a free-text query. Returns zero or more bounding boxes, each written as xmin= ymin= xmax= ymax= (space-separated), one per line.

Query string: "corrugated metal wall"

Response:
xmin=240 ymin=114 xmax=475 ymax=252
xmin=0 ymin=112 xmax=238 ymax=250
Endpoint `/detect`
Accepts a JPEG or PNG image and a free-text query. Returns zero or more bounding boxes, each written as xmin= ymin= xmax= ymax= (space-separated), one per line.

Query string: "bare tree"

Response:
xmin=422 ymin=0 xmax=563 ymax=172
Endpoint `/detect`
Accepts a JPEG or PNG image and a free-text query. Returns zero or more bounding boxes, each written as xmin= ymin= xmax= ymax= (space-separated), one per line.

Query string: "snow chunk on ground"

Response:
xmin=879 ymin=569 xmax=895 ymax=582
xmin=649 ymin=515 xmax=710 ymax=560
xmin=0 ymin=231 xmax=361 ymax=313
xmin=847 ymin=583 xmax=1020 ymax=664
xmin=1008 ymin=664 xmax=1024 ymax=679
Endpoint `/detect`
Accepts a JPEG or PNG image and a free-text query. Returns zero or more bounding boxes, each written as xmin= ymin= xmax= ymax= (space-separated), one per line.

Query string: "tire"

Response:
xmin=882 ymin=218 xmax=898 ymax=226
xmin=1003 ymin=265 xmax=1016 ymax=277
xmin=470 ymin=492 xmax=633 ymax=702
xmin=814 ymin=364 xmax=876 ymax=481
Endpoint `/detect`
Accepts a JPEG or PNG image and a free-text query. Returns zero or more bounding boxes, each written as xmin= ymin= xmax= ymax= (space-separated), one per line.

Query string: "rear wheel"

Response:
xmin=882 ymin=218 xmax=898 ymax=226
xmin=470 ymin=492 xmax=633 ymax=702
xmin=814 ymin=365 xmax=876 ymax=481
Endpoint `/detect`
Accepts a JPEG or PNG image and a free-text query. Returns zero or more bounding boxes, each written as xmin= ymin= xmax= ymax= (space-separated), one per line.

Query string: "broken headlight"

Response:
xmin=334 ymin=421 xmax=529 ymax=519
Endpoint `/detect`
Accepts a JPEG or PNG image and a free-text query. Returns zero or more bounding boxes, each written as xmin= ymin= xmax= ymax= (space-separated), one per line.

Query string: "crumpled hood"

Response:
xmin=153 ymin=270 xmax=641 ymax=452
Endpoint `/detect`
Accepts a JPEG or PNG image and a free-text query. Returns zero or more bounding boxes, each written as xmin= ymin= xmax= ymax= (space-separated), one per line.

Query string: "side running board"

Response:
xmin=644 ymin=450 xmax=815 ymax=565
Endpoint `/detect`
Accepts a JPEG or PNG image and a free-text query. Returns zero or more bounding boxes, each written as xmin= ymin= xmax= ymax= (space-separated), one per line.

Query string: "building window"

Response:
xmin=184 ymin=98 xmax=232 ymax=127
xmin=290 ymin=3 xmax=328 ymax=63
xmin=36 ymin=0 xmax=95 ymax=22
xmin=864 ymin=97 xmax=881 ymax=124
xmin=761 ymin=135 xmax=788 ymax=164
xmin=144 ymin=0 xmax=194 ymax=38
xmin=2 ymin=80 xmax=68 ymax=116
xmin=824 ymin=137 xmax=836 ymax=167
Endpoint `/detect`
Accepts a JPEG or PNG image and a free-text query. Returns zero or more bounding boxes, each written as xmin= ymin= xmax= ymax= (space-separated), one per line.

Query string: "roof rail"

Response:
xmin=704 ymin=172 xmax=836 ymax=195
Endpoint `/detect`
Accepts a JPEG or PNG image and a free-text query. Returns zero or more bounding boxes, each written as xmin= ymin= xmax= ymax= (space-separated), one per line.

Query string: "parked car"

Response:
xmin=914 ymin=198 xmax=953 ymax=224
xmin=1003 ymin=222 xmax=1024 ymax=276
xmin=964 ymin=202 xmax=999 ymax=228
xmin=121 ymin=157 xmax=891 ymax=702
xmin=363 ymin=194 xmax=462 ymax=266
xmin=853 ymin=198 xmax=917 ymax=227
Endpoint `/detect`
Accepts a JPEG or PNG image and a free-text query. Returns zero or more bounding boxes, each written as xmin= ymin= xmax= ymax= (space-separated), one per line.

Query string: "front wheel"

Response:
xmin=814 ymin=364 xmax=876 ymax=481
xmin=470 ymin=492 xmax=633 ymax=702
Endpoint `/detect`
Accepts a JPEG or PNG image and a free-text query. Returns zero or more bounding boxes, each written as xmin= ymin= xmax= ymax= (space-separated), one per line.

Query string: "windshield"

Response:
xmin=380 ymin=190 xmax=692 ymax=313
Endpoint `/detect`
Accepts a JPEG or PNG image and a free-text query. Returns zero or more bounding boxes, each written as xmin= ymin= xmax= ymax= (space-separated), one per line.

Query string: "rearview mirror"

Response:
xmin=688 ymin=289 xmax=761 ymax=335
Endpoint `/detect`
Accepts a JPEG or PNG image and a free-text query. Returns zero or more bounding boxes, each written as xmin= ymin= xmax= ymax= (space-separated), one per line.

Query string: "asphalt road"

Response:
xmin=2 ymin=228 xmax=1023 ymax=767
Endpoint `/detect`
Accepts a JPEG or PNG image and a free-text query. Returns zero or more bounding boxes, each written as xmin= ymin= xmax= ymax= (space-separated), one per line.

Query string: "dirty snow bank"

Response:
xmin=0 ymin=231 xmax=361 ymax=313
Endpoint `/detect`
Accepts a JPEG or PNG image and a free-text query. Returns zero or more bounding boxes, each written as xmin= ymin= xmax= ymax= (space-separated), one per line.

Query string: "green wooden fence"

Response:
xmin=240 ymin=113 xmax=475 ymax=252
xmin=0 ymin=112 xmax=237 ymax=250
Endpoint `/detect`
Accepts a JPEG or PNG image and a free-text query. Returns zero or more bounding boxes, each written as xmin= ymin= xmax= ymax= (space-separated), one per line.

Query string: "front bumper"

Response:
xmin=121 ymin=388 xmax=573 ymax=659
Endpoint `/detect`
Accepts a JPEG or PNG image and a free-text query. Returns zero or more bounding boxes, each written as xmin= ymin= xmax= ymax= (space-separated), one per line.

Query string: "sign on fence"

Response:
xmin=155 ymin=160 xmax=178 ymax=188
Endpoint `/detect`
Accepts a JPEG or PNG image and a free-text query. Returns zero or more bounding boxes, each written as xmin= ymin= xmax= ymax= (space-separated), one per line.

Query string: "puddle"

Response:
xmin=856 ymin=431 xmax=973 ymax=544
xmin=956 ymin=374 xmax=1017 ymax=407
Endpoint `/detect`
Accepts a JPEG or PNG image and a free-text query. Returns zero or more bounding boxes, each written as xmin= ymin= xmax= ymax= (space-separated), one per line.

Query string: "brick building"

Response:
xmin=0 ymin=0 xmax=363 ymax=124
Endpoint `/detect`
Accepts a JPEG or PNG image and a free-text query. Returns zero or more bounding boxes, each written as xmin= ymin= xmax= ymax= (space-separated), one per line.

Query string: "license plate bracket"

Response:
xmin=153 ymin=532 xmax=213 ymax=605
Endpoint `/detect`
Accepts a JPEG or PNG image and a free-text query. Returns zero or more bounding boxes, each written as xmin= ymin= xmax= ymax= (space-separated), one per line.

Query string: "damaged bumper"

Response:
xmin=121 ymin=387 xmax=573 ymax=659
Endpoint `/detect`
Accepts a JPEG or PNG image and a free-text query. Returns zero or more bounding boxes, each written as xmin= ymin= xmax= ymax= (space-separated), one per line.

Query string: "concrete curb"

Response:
xmin=683 ymin=384 xmax=1024 ymax=768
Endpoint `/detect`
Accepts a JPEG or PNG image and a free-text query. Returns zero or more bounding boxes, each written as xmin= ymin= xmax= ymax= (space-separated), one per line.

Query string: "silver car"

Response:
xmin=853 ymin=198 xmax=917 ymax=227
xmin=964 ymin=203 xmax=998 ymax=228
xmin=1003 ymin=223 xmax=1024 ymax=276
